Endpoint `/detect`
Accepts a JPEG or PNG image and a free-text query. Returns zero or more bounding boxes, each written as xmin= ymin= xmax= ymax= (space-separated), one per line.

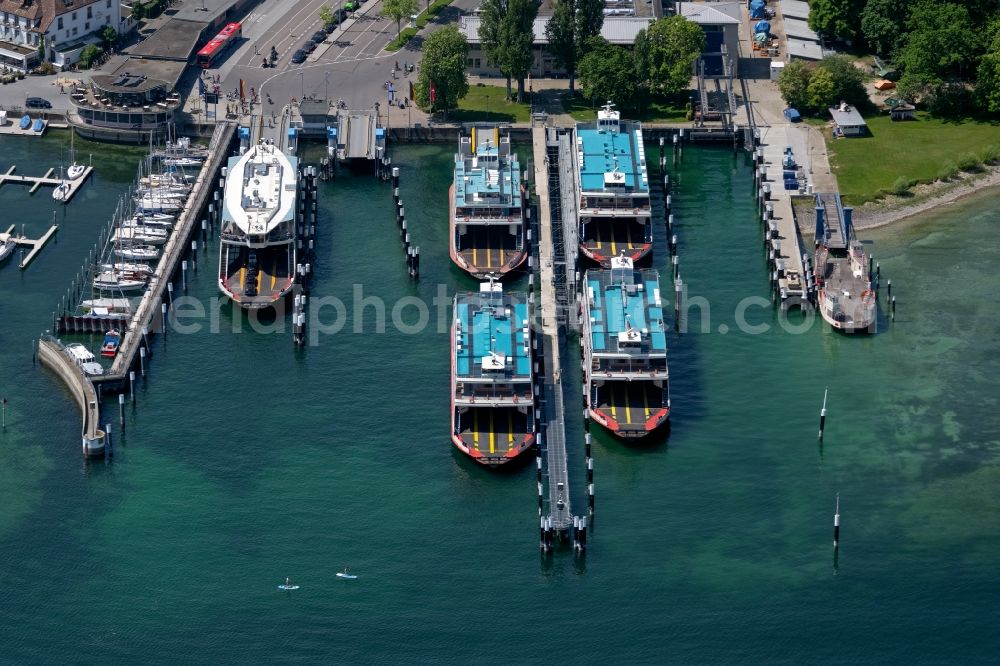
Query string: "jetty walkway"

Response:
xmin=0 ymin=164 xmax=92 ymax=201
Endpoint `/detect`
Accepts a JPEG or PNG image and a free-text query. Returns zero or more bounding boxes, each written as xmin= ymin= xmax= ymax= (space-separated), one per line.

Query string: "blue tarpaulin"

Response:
xmin=755 ymin=20 xmax=771 ymax=35
xmin=750 ymin=0 xmax=766 ymax=18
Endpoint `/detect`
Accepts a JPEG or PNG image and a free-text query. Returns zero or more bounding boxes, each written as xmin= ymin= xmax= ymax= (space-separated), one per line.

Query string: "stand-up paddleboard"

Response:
xmin=336 ymin=568 xmax=357 ymax=580
xmin=278 ymin=577 xmax=300 ymax=590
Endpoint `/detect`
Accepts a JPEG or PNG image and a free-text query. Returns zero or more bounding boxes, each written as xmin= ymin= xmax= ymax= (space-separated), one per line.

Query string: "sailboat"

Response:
xmin=52 ymin=166 xmax=71 ymax=202
xmin=67 ymin=131 xmax=85 ymax=179
xmin=0 ymin=231 xmax=16 ymax=263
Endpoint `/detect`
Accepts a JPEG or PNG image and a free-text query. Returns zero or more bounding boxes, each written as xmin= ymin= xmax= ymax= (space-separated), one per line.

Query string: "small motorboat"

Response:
xmin=32 ymin=117 xmax=44 ymax=132
xmin=64 ymin=343 xmax=104 ymax=376
xmin=19 ymin=114 xmax=30 ymax=130
xmin=81 ymin=298 xmax=133 ymax=315
xmin=100 ymin=330 xmax=122 ymax=358
xmin=115 ymin=244 xmax=160 ymax=261
xmin=0 ymin=110 xmax=7 ymax=126
xmin=0 ymin=233 xmax=16 ymax=263
xmin=140 ymin=173 xmax=194 ymax=187
xmin=93 ymin=270 xmax=148 ymax=292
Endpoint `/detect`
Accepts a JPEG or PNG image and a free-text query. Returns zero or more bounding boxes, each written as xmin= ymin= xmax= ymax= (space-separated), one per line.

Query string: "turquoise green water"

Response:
xmin=1 ymin=135 xmax=998 ymax=663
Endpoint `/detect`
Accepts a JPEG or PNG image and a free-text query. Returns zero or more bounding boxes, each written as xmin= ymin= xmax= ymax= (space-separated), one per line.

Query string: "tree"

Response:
xmin=545 ymin=0 xmax=604 ymax=93
xmin=806 ymin=67 xmax=836 ymax=111
xmin=815 ymin=54 xmax=868 ymax=110
xmin=807 ymin=0 xmax=865 ymax=43
xmin=416 ymin=25 xmax=469 ymax=118
xmin=100 ymin=26 xmax=118 ymax=48
xmin=860 ymin=0 xmax=908 ymax=56
xmin=479 ymin=0 xmax=539 ymax=101
xmin=898 ymin=1 xmax=978 ymax=83
xmin=777 ymin=59 xmax=812 ymax=110
xmin=37 ymin=34 xmax=45 ymax=62
xmin=977 ymin=33 xmax=1000 ymax=113
xmin=382 ymin=0 xmax=418 ymax=39
xmin=131 ymin=2 xmax=146 ymax=22
xmin=578 ymin=36 xmax=638 ymax=107
xmin=78 ymin=44 xmax=103 ymax=70
xmin=319 ymin=5 xmax=334 ymax=29
xmin=633 ymin=16 xmax=704 ymax=97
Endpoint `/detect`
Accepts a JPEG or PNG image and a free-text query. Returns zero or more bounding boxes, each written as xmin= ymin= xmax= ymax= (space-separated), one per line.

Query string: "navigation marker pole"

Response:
xmin=818 ymin=388 xmax=828 ymax=442
xmin=833 ymin=493 xmax=840 ymax=548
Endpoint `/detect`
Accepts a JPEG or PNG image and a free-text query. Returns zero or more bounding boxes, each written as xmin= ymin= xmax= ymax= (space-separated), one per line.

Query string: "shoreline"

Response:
xmin=852 ymin=164 xmax=1000 ymax=230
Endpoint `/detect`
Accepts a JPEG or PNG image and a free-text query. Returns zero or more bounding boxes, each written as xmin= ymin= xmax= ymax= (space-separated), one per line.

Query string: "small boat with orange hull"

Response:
xmin=449 ymin=126 xmax=527 ymax=279
xmin=451 ymin=281 xmax=535 ymax=465
xmin=582 ymin=254 xmax=670 ymax=438
xmin=576 ymin=103 xmax=652 ymax=267
xmin=812 ymin=193 xmax=876 ymax=334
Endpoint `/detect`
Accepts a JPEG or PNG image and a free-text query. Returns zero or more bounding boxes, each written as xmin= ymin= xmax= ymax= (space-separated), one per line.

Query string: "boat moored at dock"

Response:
xmin=451 ymin=281 xmax=535 ymax=465
xmin=575 ymin=103 xmax=652 ymax=266
xmin=582 ymin=254 xmax=669 ymax=437
xmin=449 ymin=126 xmax=526 ymax=278
xmin=218 ymin=138 xmax=297 ymax=309
xmin=812 ymin=195 xmax=875 ymax=333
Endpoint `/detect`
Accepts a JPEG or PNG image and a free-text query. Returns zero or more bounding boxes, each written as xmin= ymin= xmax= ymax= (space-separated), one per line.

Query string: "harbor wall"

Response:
xmin=37 ymin=336 xmax=106 ymax=455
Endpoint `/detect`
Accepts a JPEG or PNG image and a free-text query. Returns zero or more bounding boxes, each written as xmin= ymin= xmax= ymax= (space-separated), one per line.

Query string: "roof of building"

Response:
xmin=679 ymin=2 xmax=741 ymax=25
xmin=171 ymin=0 xmax=237 ymax=25
xmin=829 ymin=104 xmax=867 ymax=127
xmin=783 ymin=17 xmax=821 ymax=42
xmin=128 ymin=18 xmax=204 ymax=60
xmin=98 ymin=56 xmax=187 ymax=90
xmin=787 ymin=38 xmax=824 ymax=60
xmin=455 ymin=285 xmax=531 ymax=381
xmin=576 ymin=113 xmax=649 ymax=194
xmin=779 ymin=0 xmax=811 ymax=20
xmin=461 ymin=16 xmax=654 ymax=45
xmin=0 ymin=0 xmax=106 ymax=33
xmin=454 ymin=129 xmax=522 ymax=210
xmin=586 ymin=263 xmax=667 ymax=356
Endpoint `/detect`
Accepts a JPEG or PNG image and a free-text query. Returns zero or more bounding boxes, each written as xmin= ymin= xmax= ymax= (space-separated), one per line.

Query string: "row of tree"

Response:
xmin=806 ymin=0 xmax=1000 ymax=115
xmin=416 ymin=0 xmax=706 ymax=115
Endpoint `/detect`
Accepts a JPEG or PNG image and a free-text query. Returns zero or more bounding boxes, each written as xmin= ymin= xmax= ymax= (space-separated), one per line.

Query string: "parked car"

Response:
xmin=302 ymin=41 xmax=316 ymax=53
xmin=335 ymin=8 xmax=348 ymax=21
xmin=312 ymin=31 xmax=327 ymax=43
xmin=290 ymin=50 xmax=307 ymax=64
xmin=323 ymin=20 xmax=338 ymax=34
xmin=26 ymin=97 xmax=52 ymax=109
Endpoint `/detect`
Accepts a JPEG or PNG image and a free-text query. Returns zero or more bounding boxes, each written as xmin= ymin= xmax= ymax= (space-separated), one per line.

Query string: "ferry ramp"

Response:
xmin=251 ymin=104 xmax=301 ymax=156
xmin=337 ymin=110 xmax=380 ymax=161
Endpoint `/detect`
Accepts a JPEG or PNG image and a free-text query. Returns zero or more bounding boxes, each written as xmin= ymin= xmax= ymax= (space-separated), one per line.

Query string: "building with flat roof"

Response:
xmin=829 ymin=102 xmax=867 ymax=137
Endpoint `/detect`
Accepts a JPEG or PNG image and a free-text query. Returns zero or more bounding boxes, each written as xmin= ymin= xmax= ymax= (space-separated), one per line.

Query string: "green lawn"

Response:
xmin=385 ymin=0 xmax=453 ymax=52
xmin=827 ymin=113 xmax=1000 ymax=204
xmin=449 ymin=85 xmax=531 ymax=124
xmin=562 ymin=93 xmax=689 ymax=123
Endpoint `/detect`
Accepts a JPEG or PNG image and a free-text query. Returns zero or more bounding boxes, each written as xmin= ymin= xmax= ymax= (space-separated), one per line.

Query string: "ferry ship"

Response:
xmin=582 ymin=254 xmax=669 ymax=437
xmin=576 ymin=103 xmax=652 ymax=266
xmin=218 ymin=139 xmax=297 ymax=309
xmin=813 ymin=194 xmax=876 ymax=333
xmin=449 ymin=126 xmax=527 ymax=278
xmin=451 ymin=281 xmax=535 ymax=465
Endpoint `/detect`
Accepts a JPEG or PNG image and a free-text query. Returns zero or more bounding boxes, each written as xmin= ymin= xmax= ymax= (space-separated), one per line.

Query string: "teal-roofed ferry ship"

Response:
xmin=575 ymin=103 xmax=652 ymax=266
xmin=582 ymin=254 xmax=670 ymax=437
xmin=449 ymin=126 xmax=527 ymax=279
xmin=451 ymin=281 xmax=535 ymax=465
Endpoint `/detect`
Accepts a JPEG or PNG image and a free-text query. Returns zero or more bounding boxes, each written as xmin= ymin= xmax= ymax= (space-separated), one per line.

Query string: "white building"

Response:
xmin=0 ymin=0 xmax=120 ymax=72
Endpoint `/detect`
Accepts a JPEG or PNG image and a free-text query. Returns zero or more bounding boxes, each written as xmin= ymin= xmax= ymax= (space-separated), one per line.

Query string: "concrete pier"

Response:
xmin=37 ymin=335 xmax=106 ymax=457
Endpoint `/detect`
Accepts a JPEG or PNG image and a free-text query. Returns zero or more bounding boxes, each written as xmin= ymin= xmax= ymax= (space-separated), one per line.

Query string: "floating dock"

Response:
xmin=0 ymin=164 xmax=93 ymax=201
xmin=2 ymin=223 xmax=59 ymax=269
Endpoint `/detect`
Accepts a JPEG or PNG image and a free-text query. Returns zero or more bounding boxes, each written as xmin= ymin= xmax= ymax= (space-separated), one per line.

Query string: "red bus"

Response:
xmin=196 ymin=22 xmax=242 ymax=68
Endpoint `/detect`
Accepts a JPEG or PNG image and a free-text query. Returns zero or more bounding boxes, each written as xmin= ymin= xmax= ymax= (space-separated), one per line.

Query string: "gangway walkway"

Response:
xmin=336 ymin=110 xmax=384 ymax=161
xmin=532 ymin=125 xmax=573 ymax=535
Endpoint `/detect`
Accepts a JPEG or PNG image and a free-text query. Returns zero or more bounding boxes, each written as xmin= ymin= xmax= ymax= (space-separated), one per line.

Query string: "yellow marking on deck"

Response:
xmin=508 ymin=411 xmax=514 ymax=449
xmin=239 ymin=267 xmax=246 ymax=289
xmin=609 ymin=384 xmax=617 ymax=420
xmin=271 ymin=273 xmax=277 ymax=291
xmin=610 ymin=222 xmax=618 ymax=256
xmin=473 ymin=410 xmax=480 ymax=449
xmin=486 ymin=237 xmax=492 ymax=269
xmin=595 ymin=222 xmax=602 ymax=250
xmin=471 ymin=127 xmax=476 ymax=148
xmin=624 ymin=385 xmax=632 ymax=425
xmin=494 ymin=127 xmax=499 ymax=146
xmin=626 ymin=220 xmax=634 ymax=249
xmin=489 ymin=410 xmax=495 ymax=454
xmin=643 ymin=385 xmax=651 ymax=420
xmin=472 ymin=245 xmax=478 ymax=269
xmin=256 ymin=267 xmax=263 ymax=293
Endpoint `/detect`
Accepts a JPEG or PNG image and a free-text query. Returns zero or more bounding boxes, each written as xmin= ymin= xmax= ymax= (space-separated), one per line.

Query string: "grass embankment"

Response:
xmin=562 ymin=93 xmax=689 ymax=123
xmin=385 ymin=0 xmax=454 ymax=52
xmin=827 ymin=113 xmax=1000 ymax=204
xmin=449 ymin=84 xmax=531 ymax=123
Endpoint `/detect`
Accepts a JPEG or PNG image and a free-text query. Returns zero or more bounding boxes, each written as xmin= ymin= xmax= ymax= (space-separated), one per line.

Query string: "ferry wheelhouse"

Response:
xmin=582 ymin=254 xmax=670 ymax=437
xmin=449 ymin=126 xmax=526 ymax=278
xmin=218 ymin=139 xmax=297 ymax=309
xmin=575 ymin=103 xmax=652 ymax=266
xmin=451 ymin=281 xmax=535 ymax=465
